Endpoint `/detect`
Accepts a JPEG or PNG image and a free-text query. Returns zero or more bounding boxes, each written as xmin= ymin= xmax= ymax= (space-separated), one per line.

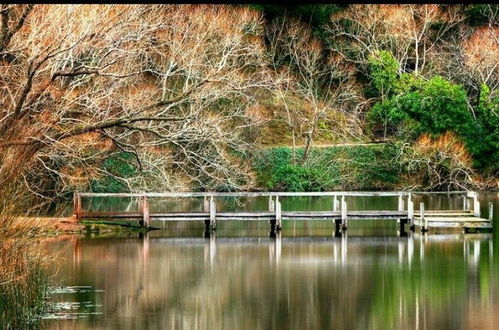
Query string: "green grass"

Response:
xmin=253 ymin=144 xmax=401 ymax=191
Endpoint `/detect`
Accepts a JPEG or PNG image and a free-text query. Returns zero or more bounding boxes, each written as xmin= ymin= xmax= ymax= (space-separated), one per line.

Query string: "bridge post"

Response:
xmin=397 ymin=195 xmax=407 ymax=235
xmin=73 ymin=191 xmax=82 ymax=221
xmin=268 ymin=196 xmax=275 ymax=212
xmin=275 ymin=195 xmax=282 ymax=231
xmin=203 ymin=196 xmax=209 ymax=212
xmin=463 ymin=194 xmax=468 ymax=211
xmin=489 ymin=202 xmax=493 ymax=221
xmin=333 ymin=195 xmax=339 ymax=212
xmin=473 ymin=192 xmax=480 ymax=218
xmin=333 ymin=195 xmax=341 ymax=233
xmin=269 ymin=195 xmax=277 ymax=232
xmin=420 ymin=202 xmax=428 ymax=233
xmin=209 ymin=196 xmax=216 ymax=230
xmin=204 ymin=196 xmax=210 ymax=229
xmin=408 ymin=195 xmax=414 ymax=231
xmin=398 ymin=195 xmax=404 ymax=212
xmin=139 ymin=194 xmax=150 ymax=228
xmin=341 ymin=195 xmax=347 ymax=231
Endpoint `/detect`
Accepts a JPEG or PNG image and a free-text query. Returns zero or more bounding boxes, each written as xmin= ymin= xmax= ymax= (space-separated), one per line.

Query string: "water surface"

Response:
xmin=41 ymin=193 xmax=499 ymax=329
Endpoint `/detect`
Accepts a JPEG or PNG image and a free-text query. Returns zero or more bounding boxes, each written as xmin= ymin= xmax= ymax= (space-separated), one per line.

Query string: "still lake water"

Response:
xmin=41 ymin=193 xmax=499 ymax=329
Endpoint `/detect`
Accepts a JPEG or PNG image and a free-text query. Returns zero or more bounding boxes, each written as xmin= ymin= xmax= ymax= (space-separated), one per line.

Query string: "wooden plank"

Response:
xmin=145 ymin=217 xmax=209 ymax=221
xmin=282 ymin=211 xmax=340 ymax=216
xmin=414 ymin=220 xmax=492 ymax=228
xmin=423 ymin=210 xmax=472 ymax=214
xmin=81 ymin=212 xmax=143 ymax=217
xmin=81 ymin=210 xmax=409 ymax=219
xmin=216 ymin=217 xmax=274 ymax=221
xmin=420 ymin=213 xmax=476 ymax=217
xmin=78 ymin=190 xmax=479 ymax=198
xmin=217 ymin=212 xmax=275 ymax=217
xmin=153 ymin=212 xmax=208 ymax=217
xmin=77 ymin=191 xmax=413 ymax=198
xmin=415 ymin=217 xmax=491 ymax=222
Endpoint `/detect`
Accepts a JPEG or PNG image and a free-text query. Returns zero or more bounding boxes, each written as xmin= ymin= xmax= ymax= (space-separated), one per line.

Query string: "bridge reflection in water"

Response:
xmin=47 ymin=230 xmax=496 ymax=330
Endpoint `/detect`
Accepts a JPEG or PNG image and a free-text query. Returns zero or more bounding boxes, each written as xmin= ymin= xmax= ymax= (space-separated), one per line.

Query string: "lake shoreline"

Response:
xmin=8 ymin=216 xmax=149 ymax=235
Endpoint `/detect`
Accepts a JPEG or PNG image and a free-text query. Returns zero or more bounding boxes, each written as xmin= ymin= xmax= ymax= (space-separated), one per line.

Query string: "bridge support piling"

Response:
xmin=472 ymin=192 xmax=480 ymax=217
xmin=397 ymin=195 xmax=406 ymax=235
xmin=204 ymin=196 xmax=211 ymax=231
xmin=341 ymin=195 xmax=347 ymax=231
xmin=209 ymin=196 xmax=216 ymax=230
xmin=139 ymin=194 xmax=150 ymax=228
xmin=334 ymin=194 xmax=341 ymax=233
xmin=275 ymin=196 xmax=282 ymax=231
xmin=73 ymin=192 xmax=82 ymax=221
xmin=333 ymin=195 xmax=339 ymax=212
xmin=398 ymin=219 xmax=408 ymax=236
xmin=489 ymin=202 xmax=493 ymax=221
xmin=269 ymin=196 xmax=277 ymax=233
xmin=408 ymin=194 xmax=415 ymax=231
xmin=268 ymin=196 xmax=275 ymax=212
xmin=398 ymin=195 xmax=404 ymax=212
xmin=334 ymin=220 xmax=342 ymax=236
xmin=420 ymin=202 xmax=428 ymax=233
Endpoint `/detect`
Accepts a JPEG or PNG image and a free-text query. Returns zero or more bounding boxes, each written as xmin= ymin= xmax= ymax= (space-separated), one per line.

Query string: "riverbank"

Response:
xmin=8 ymin=216 xmax=154 ymax=235
xmin=253 ymin=144 xmax=498 ymax=192
xmin=8 ymin=216 xmax=84 ymax=234
xmin=1 ymin=216 xmax=148 ymax=327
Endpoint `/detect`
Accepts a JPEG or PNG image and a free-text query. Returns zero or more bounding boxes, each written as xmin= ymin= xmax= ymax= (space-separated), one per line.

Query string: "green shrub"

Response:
xmin=366 ymin=51 xmax=495 ymax=171
xmin=253 ymin=144 xmax=400 ymax=191
xmin=90 ymin=152 xmax=138 ymax=193
xmin=472 ymin=84 xmax=499 ymax=172
xmin=368 ymin=50 xmax=399 ymax=98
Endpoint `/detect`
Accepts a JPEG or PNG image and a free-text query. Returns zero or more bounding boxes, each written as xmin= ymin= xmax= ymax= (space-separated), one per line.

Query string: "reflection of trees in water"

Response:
xmin=367 ymin=234 xmax=496 ymax=329
xmin=56 ymin=233 xmax=498 ymax=330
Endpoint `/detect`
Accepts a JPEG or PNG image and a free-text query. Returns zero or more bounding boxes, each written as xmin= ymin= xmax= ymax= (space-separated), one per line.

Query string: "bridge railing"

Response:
xmin=74 ymin=191 xmax=480 ymax=230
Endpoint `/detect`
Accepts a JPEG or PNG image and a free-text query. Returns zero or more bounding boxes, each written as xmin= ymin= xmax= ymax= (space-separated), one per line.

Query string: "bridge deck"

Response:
xmin=79 ymin=210 xmax=409 ymax=221
xmin=413 ymin=210 xmax=493 ymax=229
xmin=74 ymin=191 xmax=493 ymax=232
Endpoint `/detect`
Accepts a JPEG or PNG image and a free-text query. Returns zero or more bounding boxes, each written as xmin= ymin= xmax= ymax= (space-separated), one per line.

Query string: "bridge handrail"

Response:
xmin=76 ymin=190 xmax=476 ymax=198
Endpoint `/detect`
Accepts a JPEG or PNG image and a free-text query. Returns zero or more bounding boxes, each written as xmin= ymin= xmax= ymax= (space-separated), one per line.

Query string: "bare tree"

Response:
xmin=398 ymin=132 xmax=479 ymax=191
xmin=267 ymin=16 xmax=361 ymax=164
xmin=462 ymin=25 xmax=499 ymax=92
xmin=0 ymin=4 xmax=272 ymax=200
xmin=327 ymin=4 xmax=464 ymax=76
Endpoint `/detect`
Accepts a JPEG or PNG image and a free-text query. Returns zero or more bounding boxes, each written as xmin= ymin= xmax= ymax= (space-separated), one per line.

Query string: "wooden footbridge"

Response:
xmin=73 ymin=191 xmax=493 ymax=233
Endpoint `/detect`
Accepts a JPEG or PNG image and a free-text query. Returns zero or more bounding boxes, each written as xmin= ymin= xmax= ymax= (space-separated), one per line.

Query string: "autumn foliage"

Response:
xmin=0 ymin=4 xmax=497 ymax=201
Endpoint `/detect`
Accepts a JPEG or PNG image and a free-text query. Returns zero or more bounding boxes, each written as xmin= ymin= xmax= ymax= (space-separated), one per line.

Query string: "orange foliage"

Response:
xmin=463 ymin=26 xmax=499 ymax=75
xmin=415 ymin=131 xmax=473 ymax=166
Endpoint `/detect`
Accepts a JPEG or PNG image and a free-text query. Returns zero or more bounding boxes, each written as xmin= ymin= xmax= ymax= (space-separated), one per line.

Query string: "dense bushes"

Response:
xmin=90 ymin=152 xmax=137 ymax=193
xmin=367 ymin=50 xmax=498 ymax=174
xmin=400 ymin=132 xmax=478 ymax=191
xmin=253 ymin=142 xmax=490 ymax=191
xmin=253 ymin=145 xmax=400 ymax=191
